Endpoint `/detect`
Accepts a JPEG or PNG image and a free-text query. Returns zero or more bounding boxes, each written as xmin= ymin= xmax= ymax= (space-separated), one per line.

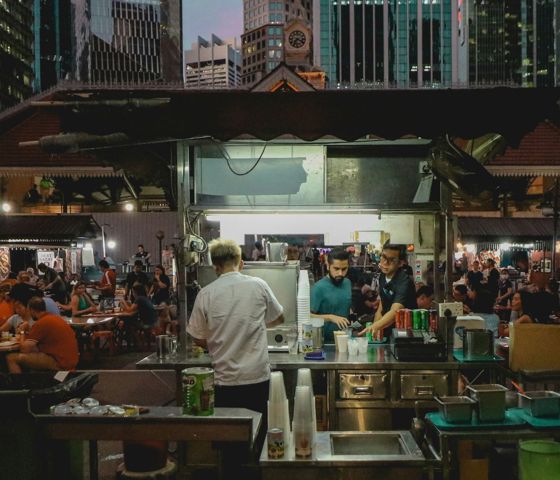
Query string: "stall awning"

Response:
xmin=0 ymin=166 xmax=123 ymax=177
xmin=0 ymin=215 xmax=101 ymax=245
xmin=458 ymin=217 xmax=554 ymax=241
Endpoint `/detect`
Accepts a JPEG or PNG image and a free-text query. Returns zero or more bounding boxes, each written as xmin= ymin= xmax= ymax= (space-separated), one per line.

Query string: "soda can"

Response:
xmin=366 ymin=322 xmax=373 ymax=343
xmin=395 ymin=310 xmax=403 ymax=329
xmin=420 ymin=309 xmax=429 ymax=331
xmin=182 ymin=367 xmax=215 ymax=416
xmin=374 ymin=329 xmax=383 ymax=342
xmin=267 ymin=428 xmax=285 ymax=459
xmin=429 ymin=309 xmax=439 ymax=333
xmin=404 ymin=309 xmax=413 ymax=330
xmin=412 ymin=310 xmax=421 ymax=330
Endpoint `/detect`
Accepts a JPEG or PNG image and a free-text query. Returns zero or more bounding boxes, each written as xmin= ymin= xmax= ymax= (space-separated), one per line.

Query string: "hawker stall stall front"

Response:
xmin=0 ymin=214 xmax=100 ymax=281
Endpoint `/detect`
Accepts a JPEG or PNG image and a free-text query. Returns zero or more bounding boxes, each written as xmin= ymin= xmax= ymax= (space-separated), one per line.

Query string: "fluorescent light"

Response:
xmin=107 ymin=240 xmax=116 ymax=249
xmin=124 ymin=203 xmax=134 ymax=212
xmin=1 ymin=202 xmax=11 ymax=213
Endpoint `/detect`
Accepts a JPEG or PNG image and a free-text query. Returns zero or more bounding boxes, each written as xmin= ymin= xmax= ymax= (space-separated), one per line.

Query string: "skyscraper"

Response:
xmin=72 ymin=0 xmax=182 ymax=84
xmin=0 ymin=1 xmax=34 ymax=110
xmin=315 ymin=0 xmax=454 ymax=88
xmin=241 ymin=0 xmax=313 ymax=86
xmin=184 ymin=35 xmax=241 ymax=88
xmin=463 ymin=0 xmax=556 ymax=87
xmin=33 ymin=0 xmax=73 ymax=92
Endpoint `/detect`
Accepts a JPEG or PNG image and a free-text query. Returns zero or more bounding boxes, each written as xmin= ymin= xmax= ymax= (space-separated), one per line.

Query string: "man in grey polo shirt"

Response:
xmin=187 ymin=239 xmax=284 ymax=416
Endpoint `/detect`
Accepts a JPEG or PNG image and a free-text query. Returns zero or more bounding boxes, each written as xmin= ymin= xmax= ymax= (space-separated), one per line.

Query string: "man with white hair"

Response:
xmin=187 ymin=239 xmax=284 ymax=416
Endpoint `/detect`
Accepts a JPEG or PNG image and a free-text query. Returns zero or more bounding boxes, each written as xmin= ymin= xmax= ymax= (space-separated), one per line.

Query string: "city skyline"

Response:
xmin=183 ymin=0 xmax=243 ymax=48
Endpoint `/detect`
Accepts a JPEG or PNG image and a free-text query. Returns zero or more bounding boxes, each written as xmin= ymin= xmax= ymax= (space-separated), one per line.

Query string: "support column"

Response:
xmin=176 ymin=140 xmax=190 ymax=351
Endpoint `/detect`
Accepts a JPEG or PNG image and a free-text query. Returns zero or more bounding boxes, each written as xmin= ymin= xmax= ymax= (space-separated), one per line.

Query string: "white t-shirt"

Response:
xmin=187 ymin=271 xmax=283 ymax=386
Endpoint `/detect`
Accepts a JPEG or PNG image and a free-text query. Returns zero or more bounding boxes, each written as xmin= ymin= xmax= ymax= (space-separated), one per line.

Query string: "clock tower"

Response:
xmin=284 ymin=19 xmax=312 ymax=69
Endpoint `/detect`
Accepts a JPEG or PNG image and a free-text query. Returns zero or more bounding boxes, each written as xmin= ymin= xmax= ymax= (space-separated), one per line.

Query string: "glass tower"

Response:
xmin=0 ymin=0 xmax=34 ymax=110
xmin=466 ymin=0 xmax=556 ymax=87
xmin=317 ymin=0 xmax=453 ymax=88
xmin=72 ymin=0 xmax=182 ymax=84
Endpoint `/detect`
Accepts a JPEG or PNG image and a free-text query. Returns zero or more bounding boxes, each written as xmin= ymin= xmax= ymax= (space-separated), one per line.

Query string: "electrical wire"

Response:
xmin=185 ymin=207 xmax=208 ymax=253
xmin=216 ymin=141 xmax=268 ymax=176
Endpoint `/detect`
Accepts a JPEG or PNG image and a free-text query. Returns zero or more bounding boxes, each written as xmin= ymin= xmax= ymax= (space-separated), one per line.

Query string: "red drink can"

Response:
xmin=404 ymin=309 xmax=413 ymax=330
xmin=395 ymin=310 xmax=403 ymax=329
xmin=429 ymin=309 xmax=439 ymax=333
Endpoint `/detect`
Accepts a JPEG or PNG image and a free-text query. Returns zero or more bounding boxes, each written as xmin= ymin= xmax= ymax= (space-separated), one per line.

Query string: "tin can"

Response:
xmin=395 ymin=310 xmax=403 ymax=329
xmin=429 ymin=309 xmax=439 ymax=333
xmin=412 ymin=310 xmax=421 ymax=330
xmin=182 ymin=367 xmax=215 ymax=416
xmin=404 ymin=309 xmax=413 ymax=330
xmin=267 ymin=428 xmax=285 ymax=459
xmin=419 ymin=309 xmax=429 ymax=331
xmin=373 ymin=329 xmax=383 ymax=341
xmin=366 ymin=322 xmax=373 ymax=343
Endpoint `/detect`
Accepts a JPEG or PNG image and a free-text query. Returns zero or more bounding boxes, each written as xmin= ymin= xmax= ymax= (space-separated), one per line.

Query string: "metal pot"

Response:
xmin=462 ymin=329 xmax=494 ymax=358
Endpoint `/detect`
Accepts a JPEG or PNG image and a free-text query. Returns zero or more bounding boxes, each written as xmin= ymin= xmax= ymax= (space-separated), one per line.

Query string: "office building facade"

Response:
xmin=242 ymin=0 xmax=313 ymax=86
xmin=462 ymin=0 xmax=556 ymax=87
xmin=0 ymin=0 xmax=34 ymax=110
xmin=72 ymin=0 xmax=182 ymax=84
xmin=33 ymin=0 xmax=73 ymax=92
xmin=184 ymin=35 xmax=241 ymax=88
xmin=315 ymin=0 xmax=454 ymax=88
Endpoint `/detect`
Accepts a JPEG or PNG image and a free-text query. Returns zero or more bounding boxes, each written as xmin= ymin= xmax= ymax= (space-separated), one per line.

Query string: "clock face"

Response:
xmin=288 ymin=30 xmax=306 ymax=49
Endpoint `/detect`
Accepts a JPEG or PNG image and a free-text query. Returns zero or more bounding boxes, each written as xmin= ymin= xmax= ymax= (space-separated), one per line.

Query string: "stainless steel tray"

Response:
xmin=518 ymin=391 xmax=560 ymax=418
xmin=466 ymin=384 xmax=508 ymax=422
xmin=435 ymin=396 xmax=476 ymax=423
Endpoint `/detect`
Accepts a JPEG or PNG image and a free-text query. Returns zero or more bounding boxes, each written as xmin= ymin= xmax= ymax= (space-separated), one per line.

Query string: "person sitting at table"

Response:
xmin=57 ymin=282 xmax=98 ymax=316
xmin=120 ymin=284 xmax=157 ymax=349
xmin=501 ymin=291 xmax=536 ymax=337
xmin=0 ymin=283 xmax=36 ymax=334
xmin=0 ymin=283 xmax=14 ymax=326
xmin=452 ymin=284 xmax=472 ymax=314
xmin=6 ymin=296 xmax=79 ymax=373
xmin=416 ymin=285 xmax=435 ymax=310
xmin=471 ymin=288 xmax=500 ymax=338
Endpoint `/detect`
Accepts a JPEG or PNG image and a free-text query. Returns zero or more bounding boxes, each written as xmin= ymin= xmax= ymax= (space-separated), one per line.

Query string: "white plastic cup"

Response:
xmin=287 ymin=332 xmax=299 ymax=354
xmin=358 ymin=337 xmax=369 ymax=354
xmin=269 ymin=371 xmax=287 ymax=403
xmin=348 ymin=339 xmax=359 ymax=355
xmin=293 ymin=385 xmax=313 ymax=424
xmin=337 ymin=335 xmax=349 ymax=353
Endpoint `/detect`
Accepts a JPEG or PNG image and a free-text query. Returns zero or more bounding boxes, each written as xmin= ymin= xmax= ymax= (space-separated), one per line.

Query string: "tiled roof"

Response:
xmin=458 ymin=217 xmax=554 ymax=240
xmin=0 ymin=215 xmax=101 ymax=245
xmin=489 ymin=121 xmax=560 ymax=166
xmin=0 ymin=110 xmax=108 ymax=168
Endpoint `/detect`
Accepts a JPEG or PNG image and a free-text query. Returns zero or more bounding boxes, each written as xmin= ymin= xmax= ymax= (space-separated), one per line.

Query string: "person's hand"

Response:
xmin=463 ymin=303 xmax=471 ymax=314
xmin=328 ymin=315 xmax=350 ymax=329
xmin=19 ymin=321 xmax=30 ymax=333
xmin=358 ymin=322 xmax=380 ymax=337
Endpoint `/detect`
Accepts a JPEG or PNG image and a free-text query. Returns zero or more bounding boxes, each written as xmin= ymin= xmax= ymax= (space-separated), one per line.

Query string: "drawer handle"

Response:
xmin=414 ymin=386 xmax=435 ymax=396
xmin=353 ymin=387 xmax=373 ymax=395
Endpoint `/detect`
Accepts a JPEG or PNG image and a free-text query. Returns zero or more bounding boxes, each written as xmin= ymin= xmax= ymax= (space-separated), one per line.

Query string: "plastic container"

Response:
xmin=519 ymin=440 xmax=560 ymax=480
xmin=435 ymin=396 xmax=476 ymax=423
xmin=466 ymin=384 xmax=508 ymax=422
xmin=519 ymin=391 xmax=560 ymax=418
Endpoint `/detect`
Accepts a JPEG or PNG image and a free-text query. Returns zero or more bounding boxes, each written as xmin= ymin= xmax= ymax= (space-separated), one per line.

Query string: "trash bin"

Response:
xmin=0 ymin=371 xmax=98 ymax=480
xmin=519 ymin=440 xmax=560 ymax=480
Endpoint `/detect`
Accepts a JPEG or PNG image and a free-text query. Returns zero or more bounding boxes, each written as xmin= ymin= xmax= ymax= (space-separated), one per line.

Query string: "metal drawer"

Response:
xmin=399 ymin=372 xmax=449 ymax=400
xmin=339 ymin=371 xmax=388 ymax=400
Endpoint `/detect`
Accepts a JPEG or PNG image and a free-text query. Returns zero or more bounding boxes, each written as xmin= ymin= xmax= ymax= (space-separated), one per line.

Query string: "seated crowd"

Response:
xmin=0 ymin=262 xmax=176 ymax=373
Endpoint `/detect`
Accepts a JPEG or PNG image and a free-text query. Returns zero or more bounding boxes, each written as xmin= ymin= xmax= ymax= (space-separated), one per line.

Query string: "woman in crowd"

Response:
xmin=58 ymin=282 xmax=97 ymax=316
xmin=496 ymin=269 xmax=513 ymax=306
xmin=501 ymin=291 xmax=535 ymax=337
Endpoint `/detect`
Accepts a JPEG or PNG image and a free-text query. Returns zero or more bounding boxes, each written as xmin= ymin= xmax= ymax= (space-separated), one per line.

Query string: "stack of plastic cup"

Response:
xmin=297 ymin=271 xmax=311 ymax=348
xmin=292 ymin=385 xmax=314 ymax=458
xmin=296 ymin=368 xmax=317 ymax=443
xmin=268 ymin=371 xmax=291 ymax=449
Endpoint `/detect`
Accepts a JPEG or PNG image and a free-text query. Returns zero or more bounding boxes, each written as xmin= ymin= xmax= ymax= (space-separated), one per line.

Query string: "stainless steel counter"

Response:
xmin=136 ymin=345 xmax=498 ymax=371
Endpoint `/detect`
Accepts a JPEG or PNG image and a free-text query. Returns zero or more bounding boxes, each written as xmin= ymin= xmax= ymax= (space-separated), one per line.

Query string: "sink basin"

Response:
xmin=330 ymin=431 xmax=422 ymax=458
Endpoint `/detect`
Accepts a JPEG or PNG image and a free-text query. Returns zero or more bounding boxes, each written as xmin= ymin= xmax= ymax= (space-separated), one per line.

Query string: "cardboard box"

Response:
xmin=509 ymin=323 xmax=560 ymax=372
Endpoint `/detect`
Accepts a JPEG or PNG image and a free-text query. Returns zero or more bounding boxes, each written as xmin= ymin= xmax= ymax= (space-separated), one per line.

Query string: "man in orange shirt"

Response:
xmin=95 ymin=260 xmax=116 ymax=299
xmin=6 ymin=296 xmax=79 ymax=373
xmin=0 ymin=283 xmax=14 ymax=326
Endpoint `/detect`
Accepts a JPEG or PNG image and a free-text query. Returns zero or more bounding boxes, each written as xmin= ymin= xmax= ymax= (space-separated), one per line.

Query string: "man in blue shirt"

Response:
xmin=311 ymin=249 xmax=352 ymax=343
